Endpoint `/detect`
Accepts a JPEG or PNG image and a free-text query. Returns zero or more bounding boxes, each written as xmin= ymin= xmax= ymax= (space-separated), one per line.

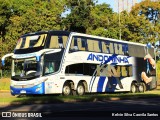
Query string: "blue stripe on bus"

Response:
xmin=97 ymin=76 xmax=106 ymax=92
xmin=89 ymin=62 xmax=103 ymax=92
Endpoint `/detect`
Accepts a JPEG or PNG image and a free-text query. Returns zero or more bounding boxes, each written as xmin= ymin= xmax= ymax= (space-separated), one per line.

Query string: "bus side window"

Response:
xmin=122 ymin=44 xmax=129 ymax=56
xmin=78 ymin=38 xmax=86 ymax=51
xmin=118 ymin=44 xmax=124 ymax=55
xmin=102 ymin=41 xmax=114 ymax=54
xmin=15 ymin=38 xmax=23 ymax=49
xmin=93 ymin=40 xmax=101 ymax=52
xmin=24 ymin=37 xmax=30 ymax=48
xmin=129 ymin=66 xmax=133 ymax=76
xmin=102 ymin=41 xmax=110 ymax=53
xmin=62 ymin=36 xmax=68 ymax=48
xmin=70 ymin=38 xmax=74 ymax=50
xmin=121 ymin=66 xmax=127 ymax=77
xmin=98 ymin=41 xmax=102 ymax=52
xmin=65 ymin=63 xmax=83 ymax=75
xmin=114 ymin=43 xmax=119 ymax=54
xmin=87 ymin=39 xmax=94 ymax=51
xmin=73 ymin=37 xmax=78 ymax=50
xmin=49 ymin=36 xmax=59 ymax=48
xmin=58 ymin=36 xmax=63 ymax=48
xmin=44 ymin=61 xmax=55 ymax=75
xmin=34 ymin=34 xmax=46 ymax=47
xmin=20 ymin=37 xmax=26 ymax=49
xmin=109 ymin=42 xmax=114 ymax=54
xmin=69 ymin=37 xmax=78 ymax=51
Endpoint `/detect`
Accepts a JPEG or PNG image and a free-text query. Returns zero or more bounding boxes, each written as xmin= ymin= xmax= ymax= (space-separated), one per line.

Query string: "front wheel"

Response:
xmin=62 ymin=82 xmax=72 ymax=96
xmin=76 ymin=83 xmax=85 ymax=96
xmin=130 ymin=83 xmax=137 ymax=93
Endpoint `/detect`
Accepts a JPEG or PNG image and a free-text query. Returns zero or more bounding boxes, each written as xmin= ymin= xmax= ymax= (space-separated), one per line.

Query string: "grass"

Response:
xmin=1 ymin=88 xmax=160 ymax=105
xmin=0 ymin=78 xmax=10 ymax=90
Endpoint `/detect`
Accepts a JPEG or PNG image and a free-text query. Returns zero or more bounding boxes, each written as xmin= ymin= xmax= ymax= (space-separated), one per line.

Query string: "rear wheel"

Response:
xmin=138 ymin=82 xmax=146 ymax=93
xmin=130 ymin=83 xmax=137 ymax=93
xmin=62 ymin=82 xmax=72 ymax=96
xmin=76 ymin=83 xmax=85 ymax=96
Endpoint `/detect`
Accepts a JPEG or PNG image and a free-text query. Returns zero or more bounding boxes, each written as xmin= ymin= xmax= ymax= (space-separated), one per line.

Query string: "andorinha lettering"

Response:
xmin=87 ymin=53 xmax=129 ymax=63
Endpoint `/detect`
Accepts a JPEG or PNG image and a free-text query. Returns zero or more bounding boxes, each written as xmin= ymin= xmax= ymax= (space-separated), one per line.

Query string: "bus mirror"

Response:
xmin=1 ymin=53 xmax=14 ymax=66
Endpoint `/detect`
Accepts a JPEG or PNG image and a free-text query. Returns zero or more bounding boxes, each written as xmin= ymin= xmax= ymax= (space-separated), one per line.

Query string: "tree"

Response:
xmin=63 ymin=0 xmax=96 ymax=33
xmin=131 ymin=0 xmax=160 ymax=43
xmin=119 ymin=11 xmax=153 ymax=43
xmin=87 ymin=3 xmax=119 ymax=39
xmin=0 ymin=0 xmax=66 ymax=69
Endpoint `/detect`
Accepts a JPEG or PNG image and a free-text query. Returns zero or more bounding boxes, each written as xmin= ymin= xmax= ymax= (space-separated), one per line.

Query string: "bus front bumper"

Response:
xmin=10 ymin=82 xmax=45 ymax=95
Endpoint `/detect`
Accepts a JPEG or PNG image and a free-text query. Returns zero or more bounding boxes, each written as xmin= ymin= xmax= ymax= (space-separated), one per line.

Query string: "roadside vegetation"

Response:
xmin=1 ymin=88 xmax=160 ymax=105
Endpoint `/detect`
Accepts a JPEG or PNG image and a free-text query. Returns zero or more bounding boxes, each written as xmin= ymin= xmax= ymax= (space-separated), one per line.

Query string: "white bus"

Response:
xmin=1 ymin=31 xmax=157 ymax=96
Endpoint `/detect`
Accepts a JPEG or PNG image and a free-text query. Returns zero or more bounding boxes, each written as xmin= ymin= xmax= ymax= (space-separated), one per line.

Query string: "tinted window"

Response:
xmin=65 ymin=63 xmax=97 ymax=76
xmin=49 ymin=35 xmax=68 ymax=49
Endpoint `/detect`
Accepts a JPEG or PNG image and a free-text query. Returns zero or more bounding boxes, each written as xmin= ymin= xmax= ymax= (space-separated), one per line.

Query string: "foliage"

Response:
xmin=63 ymin=0 xmax=97 ymax=33
xmin=87 ymin=3 xmax=119 ymax=39
xmin=0 ymin=0 xmax=160 ymax=70
xmin=120 ymin=12 xmax=153 ymax=43
xmin=131 ymin=0 xmax=160 ymax=42
xmin=0 ymin=0 xmax=66 ymax=69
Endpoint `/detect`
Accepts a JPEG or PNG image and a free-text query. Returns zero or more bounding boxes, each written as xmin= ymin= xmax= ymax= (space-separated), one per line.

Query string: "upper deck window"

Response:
xmin=48 ymin=35 xmax=68 ymax=49
xmin=15 ymin=34 xmax=47 ymax=50
xmin=70 ymin=37 xmax=87 ymax=51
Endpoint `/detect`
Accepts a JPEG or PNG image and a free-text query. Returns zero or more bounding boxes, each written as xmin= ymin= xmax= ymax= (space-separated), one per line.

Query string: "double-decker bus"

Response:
xmin=1 ymin=31 xmax=157 ymax=96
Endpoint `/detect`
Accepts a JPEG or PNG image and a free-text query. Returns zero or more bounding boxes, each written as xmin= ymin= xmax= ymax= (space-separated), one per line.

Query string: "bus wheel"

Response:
xmin=62 ymin=82 xmax=72 ymax=96
xmin=138 ymin=82 xmax=146 ymax=93
xmin=130 ymin=83 xmax=137 ymax=93
xmin=76 ymin=83 xmax=85 ymax=96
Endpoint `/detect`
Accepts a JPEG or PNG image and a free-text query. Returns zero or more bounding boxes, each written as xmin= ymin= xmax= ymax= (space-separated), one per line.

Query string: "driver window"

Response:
xmin=44 ymin=61 xmax=54 ymax=75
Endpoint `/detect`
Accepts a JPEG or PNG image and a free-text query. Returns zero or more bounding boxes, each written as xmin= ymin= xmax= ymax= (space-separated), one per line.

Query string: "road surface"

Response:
xmin=0 ymin=97 xmax=160 ymax=120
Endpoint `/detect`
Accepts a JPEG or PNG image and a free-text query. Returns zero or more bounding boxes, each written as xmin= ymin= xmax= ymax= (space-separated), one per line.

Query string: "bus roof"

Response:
xmin=21 ymin=30 xmax=71 ymax=37
xmin=21 ymin=30 xmax=150 ymax=47
xmin=70 ymin=32 xmax=148 ymax=47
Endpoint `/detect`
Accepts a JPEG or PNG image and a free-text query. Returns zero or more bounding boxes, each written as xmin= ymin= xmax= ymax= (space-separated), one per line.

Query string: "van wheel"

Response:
xmin=130 ymin=83 xmax=137 ymax=93
xmin=62 ymin=82 xmax=72 ymax=96
xmin=76 ymin=83 xmax=85 ymax=96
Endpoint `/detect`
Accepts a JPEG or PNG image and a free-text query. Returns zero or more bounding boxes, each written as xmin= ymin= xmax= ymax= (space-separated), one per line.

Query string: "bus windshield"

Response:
xmin=15 ymin=34 xmax=47 ymax=50
xmin=11 ymin=58 xmax=42 ymax=80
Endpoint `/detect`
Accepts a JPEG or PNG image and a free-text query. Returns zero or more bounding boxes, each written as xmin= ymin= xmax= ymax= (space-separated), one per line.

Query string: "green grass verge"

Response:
xmin=1 ymin=90 xmax=160 ymax=105
xmin=0 ymin=78 xmax=160 ymax=105
xmin=0 ymin=78 xmax=10 ymax=90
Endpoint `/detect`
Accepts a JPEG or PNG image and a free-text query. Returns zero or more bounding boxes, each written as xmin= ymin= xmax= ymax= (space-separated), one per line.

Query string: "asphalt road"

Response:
xmin=0 ymin=97 xmax=160 ymax=120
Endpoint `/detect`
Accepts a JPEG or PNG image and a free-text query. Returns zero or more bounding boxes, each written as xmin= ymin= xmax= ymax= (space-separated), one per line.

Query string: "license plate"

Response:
xmin=20 ymin=90 xmax=26 ymax=94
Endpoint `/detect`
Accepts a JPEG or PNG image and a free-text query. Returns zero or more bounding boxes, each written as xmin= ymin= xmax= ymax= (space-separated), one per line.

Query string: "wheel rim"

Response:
xmin=139 ymin=85 xmax=144 ymax=92
xmin=77 ymin=85 xmax=84 ymax=95
xmin=131 ymin=85 xmax=136 ymax=93
xmin=63 ymin=86 xmax=71 ymax=96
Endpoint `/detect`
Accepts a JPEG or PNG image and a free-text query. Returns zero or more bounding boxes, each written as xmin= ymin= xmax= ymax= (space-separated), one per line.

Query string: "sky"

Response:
xmin=98 ymin=0 xmax=142 ymax=12
xmin=62 ymin=0 xmax=143 ymax=17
